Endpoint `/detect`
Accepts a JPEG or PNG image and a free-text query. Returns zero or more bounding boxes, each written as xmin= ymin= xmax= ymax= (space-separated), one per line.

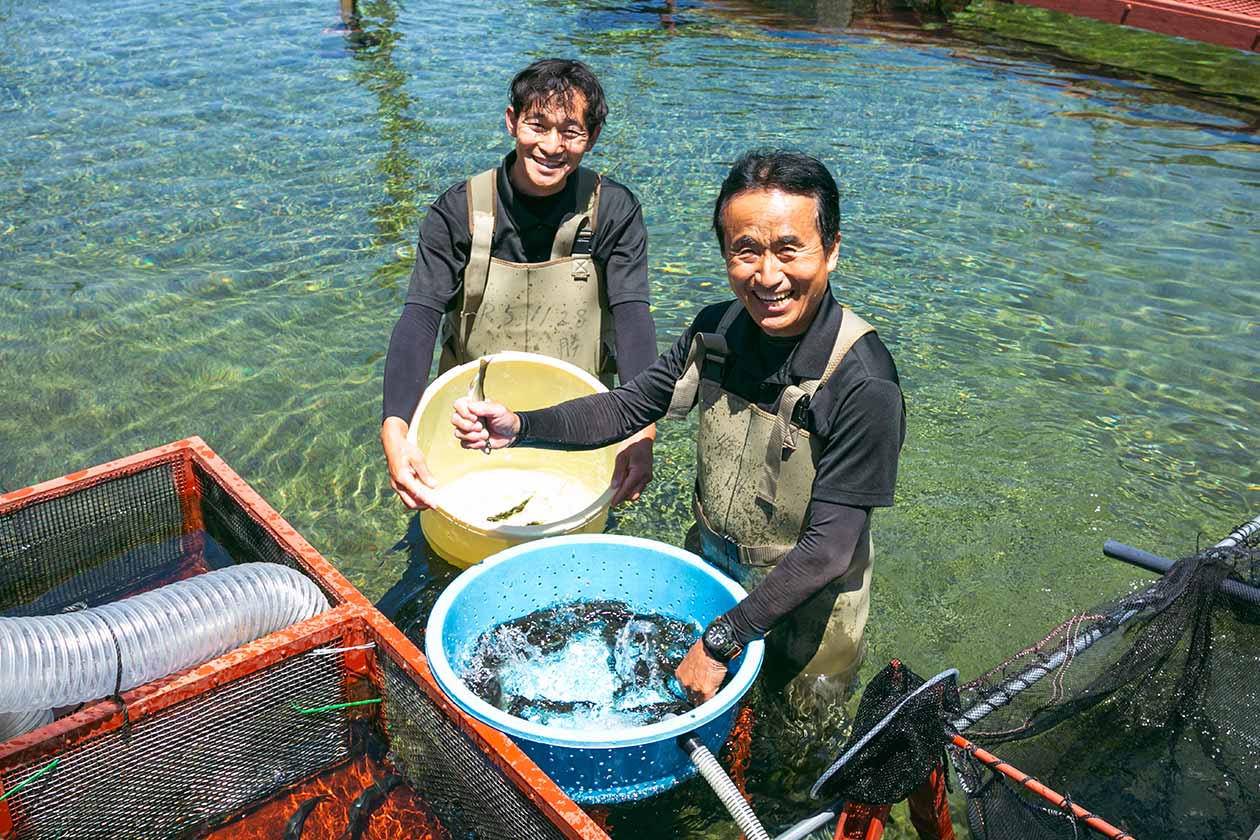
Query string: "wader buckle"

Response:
xmin=698 ymin=334 xmax=729 ymax=383
xmin=790 ymin=395 xmax=811 ymax=431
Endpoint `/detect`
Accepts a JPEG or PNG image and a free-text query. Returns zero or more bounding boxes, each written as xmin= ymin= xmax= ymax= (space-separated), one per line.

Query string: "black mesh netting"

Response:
xmin=0 ymin=461 xmax=188 ymax=615
xmin=379 ymin=655 xmax=572 ymax=840
xmin=812 ymin=661 xmax=960 ymax=805
xmin=953 ymin=521 xmax=1260 ymax=840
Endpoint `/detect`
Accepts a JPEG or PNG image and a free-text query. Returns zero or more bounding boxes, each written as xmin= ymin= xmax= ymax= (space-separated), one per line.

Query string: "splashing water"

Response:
xmin=457 ymin=600 xmax=701 ymax=729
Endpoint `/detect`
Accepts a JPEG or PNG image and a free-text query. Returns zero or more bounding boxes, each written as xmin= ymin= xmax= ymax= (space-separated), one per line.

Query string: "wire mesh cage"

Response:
xmin=0 ymin=438 xmax=607 ymax=840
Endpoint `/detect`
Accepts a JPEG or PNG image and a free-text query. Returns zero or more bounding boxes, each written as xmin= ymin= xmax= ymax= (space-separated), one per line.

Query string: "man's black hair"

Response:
xmin=712 ymin=150 xmax=841 ymax=251
xmin=510 ymin=59 xmax=609 ymax=136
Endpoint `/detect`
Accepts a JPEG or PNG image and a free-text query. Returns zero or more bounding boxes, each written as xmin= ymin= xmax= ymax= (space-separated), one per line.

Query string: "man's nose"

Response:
xmin=755 ymin=251 xmax=783 ymax=283
xmin=538 ymin=128 xmax=564 ymax=155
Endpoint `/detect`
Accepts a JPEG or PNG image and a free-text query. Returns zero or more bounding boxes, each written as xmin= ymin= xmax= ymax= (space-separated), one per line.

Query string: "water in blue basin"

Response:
xmin=457 ymin=599 xmax=700 ymax=729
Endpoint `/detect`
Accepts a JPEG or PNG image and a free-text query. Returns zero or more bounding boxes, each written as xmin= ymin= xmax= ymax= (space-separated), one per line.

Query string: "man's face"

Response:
xmin=721 ymin=189 xmax=839 ymax=337
xmin=505 ymin=95 xmax=599 ymax=197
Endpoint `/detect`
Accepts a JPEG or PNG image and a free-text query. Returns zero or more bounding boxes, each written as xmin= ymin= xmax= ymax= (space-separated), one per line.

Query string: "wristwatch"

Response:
xmin=702 ymin=615 xmax=743 ymax=664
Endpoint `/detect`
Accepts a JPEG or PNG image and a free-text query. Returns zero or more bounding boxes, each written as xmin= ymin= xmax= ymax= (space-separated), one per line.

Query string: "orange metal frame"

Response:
xmin=950 ymin=734 xmax=1133 ymax=840
xmin=0 ymin=438 xmax=609 ymax=840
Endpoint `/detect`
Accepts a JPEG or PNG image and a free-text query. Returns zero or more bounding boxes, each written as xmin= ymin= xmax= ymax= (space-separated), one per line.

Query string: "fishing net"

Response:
xmin=812 ymin=662 xmax=960 ymax=805
xmin=804 ymin=517 xmax=1260 ymax=840
xmin=953 ymin=519 xmax=1260 ymax=839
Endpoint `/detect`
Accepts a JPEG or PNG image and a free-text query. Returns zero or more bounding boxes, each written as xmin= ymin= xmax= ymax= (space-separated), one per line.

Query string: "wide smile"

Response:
xmin=531 ymin=155 xmax=569 ymax=173
xmin=751 ymin=288 xmax=794 ymax=305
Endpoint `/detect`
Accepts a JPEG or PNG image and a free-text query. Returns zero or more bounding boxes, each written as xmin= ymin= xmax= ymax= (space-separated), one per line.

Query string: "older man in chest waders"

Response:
xmin=380 ymin=58 xmax=659 ymax=513
xmin=451 ymin=150 xmax=907 ymax=745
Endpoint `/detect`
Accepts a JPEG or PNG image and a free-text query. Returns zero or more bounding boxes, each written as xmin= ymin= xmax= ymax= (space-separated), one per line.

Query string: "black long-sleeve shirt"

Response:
xmin=382 ymin=153 xmax=656 ymax=423
xmin=515 ymin=294 xmax=906 ymax=644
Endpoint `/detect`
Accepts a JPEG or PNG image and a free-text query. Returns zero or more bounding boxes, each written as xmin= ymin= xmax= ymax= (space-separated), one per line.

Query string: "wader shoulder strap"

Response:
xmin=665 ymin=301 xmax=742 ymax=420
xmin=549 ymin=169 xmax=601 ymax=260
xmin=757 ymin=308 xmax=877 ymax=505
xmin=458 ymin=168 xmax=498 ymax=349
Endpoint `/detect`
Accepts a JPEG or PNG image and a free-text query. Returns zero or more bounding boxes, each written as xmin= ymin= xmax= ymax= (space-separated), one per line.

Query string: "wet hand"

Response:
xmin=452 ymin=397 xmax=520 ymax=450
xmin=610 ymin=425 xmax=655 ymax=507
xmin=381 ymin=418 xmax=439 ymax=510
xmin=675 ymin=639 xmax=728 ymax=707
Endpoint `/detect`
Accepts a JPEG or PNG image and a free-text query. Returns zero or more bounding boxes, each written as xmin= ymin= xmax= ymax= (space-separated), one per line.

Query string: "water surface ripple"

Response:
xmin=1 ymin=0 xmax=1257 ymax=835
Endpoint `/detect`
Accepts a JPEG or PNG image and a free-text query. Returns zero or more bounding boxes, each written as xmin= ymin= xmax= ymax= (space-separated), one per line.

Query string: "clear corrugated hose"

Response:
xmin=0 ymin=709 xmax=53 ymax=742
xmin=0 ymin=563 xmax=329 ymax=715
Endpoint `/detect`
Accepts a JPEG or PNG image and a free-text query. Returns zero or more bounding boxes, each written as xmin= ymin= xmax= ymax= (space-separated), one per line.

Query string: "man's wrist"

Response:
xmin=381 ymin=416 xmax=409 ymax=442
xmin=701 ymin=615 xmax=743 ymax=664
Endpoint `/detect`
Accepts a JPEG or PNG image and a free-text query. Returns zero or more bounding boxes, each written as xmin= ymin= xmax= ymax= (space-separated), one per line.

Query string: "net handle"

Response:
xmin=951 ymin=733 xmax=1134 ymax=840
xmin=957 ymin=514 xmax=1260 ymax=732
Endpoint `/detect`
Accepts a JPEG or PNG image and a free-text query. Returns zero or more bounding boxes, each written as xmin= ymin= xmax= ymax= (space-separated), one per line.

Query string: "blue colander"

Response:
xmin=425 ymin=534 xmax=765 ymax=804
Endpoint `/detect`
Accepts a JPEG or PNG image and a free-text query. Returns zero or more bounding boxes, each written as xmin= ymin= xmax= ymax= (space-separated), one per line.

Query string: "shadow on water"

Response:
xmin=372 ymin=514 xmax=462 ymax=637
xmin=725 ymin=0 xmax=1260 ymax=117
xmin=338 ymin=0 xmax=429 ymax=287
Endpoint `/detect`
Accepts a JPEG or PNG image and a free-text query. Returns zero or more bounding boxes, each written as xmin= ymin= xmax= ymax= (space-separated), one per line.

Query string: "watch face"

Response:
xmin=704 ymin=620 xmax=739 ymax=661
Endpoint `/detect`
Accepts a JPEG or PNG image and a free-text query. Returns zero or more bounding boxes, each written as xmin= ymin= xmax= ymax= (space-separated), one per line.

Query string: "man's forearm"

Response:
xmin=382 ymin=302 xmax=442 ymax=423
xmin=723 ymin=502 xmax=870 ymax=645
xmin=515 ymin=329 xmax=692 ymax=448
xmin=515 ymin=387 xmax=658 ymax=449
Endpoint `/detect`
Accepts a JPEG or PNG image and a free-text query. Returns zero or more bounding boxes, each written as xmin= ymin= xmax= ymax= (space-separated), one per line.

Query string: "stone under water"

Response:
xmin=458 ymin=600 xmax=701 ymax=729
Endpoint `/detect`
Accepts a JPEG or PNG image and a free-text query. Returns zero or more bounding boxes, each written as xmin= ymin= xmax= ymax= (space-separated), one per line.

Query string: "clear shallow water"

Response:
xmin=1 ymin=0 xmax=1257 ymax=836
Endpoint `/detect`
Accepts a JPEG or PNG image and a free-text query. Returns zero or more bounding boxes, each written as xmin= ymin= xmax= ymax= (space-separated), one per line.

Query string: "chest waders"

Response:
xmin=437 ymin=167 xmax=616 ymax=386
xmin=668 ymin=302 xmax=877 ymax=719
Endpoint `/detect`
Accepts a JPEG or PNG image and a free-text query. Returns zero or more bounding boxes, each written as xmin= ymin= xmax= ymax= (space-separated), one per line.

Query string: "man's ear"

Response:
xmin=585 ymin=124 xmax=601 ymax=151
xmin=825 ymin=233 xmax=841 ymax=272
xmin=505 ymin=106 xmax=518 ymax=138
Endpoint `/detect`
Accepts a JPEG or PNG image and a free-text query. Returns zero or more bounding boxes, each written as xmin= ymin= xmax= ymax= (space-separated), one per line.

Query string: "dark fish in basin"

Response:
xmin=504 ymin=695 xmax=691 ymax=724
xmin=339 ymin=774 xmax=404 ymax=840
xmin=283 ymin=795 xmax=327 ymax=840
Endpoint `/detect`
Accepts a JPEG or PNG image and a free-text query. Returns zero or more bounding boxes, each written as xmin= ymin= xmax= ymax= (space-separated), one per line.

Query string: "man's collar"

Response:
xmin=785 ymin=291 xmax=843 ymax=380
xmin=498 ymin=152 xmax=578 ymax=225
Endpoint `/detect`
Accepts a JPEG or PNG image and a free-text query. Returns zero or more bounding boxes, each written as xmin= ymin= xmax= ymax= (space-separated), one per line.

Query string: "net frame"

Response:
xmin=0 ymin=437 xmax=608 ymax=840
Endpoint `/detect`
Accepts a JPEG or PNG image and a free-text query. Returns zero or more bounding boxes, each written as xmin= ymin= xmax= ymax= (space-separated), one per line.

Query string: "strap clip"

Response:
xmin=698 ymin=334 xmax=729 ymax=382
xmin=790 ymin=394 xmax=811 ymax=431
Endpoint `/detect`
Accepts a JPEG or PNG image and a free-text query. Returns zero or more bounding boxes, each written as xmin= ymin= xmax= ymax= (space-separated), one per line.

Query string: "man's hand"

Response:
xmin=610 ymin=424 xmax=656 ymax=507
xmin=452 ymin=397 xmax=520 ymax=450
xmin=381 ymin=417 xmax=439 ymax=510
xmin=675 ymin=639 xmax=729 ymax=707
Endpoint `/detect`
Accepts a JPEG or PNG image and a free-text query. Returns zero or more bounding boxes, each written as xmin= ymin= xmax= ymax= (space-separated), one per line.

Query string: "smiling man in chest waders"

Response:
xmin=450 ymin=149 xmax=907 ymax=744
xmin=381 ymin=59 xmax=658 ymax=512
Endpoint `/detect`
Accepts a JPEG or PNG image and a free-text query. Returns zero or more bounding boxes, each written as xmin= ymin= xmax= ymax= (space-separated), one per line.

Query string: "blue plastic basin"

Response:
xmin=425 ymin=534 xmax=765 ymax=804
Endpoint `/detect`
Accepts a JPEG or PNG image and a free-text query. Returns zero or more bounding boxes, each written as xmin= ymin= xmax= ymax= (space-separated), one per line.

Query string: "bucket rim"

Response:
xmin=426 ymin=534 xmax=765 ymax=749
xmin=408 ymin=352 xmax=615 ymax=538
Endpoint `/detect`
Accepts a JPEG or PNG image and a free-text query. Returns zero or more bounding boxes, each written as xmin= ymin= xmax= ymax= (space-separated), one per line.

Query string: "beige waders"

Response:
xmin=669 ymin=301 xmax=877 ymax=722
xmin=438 ymin=167 xmax=616 ymax=384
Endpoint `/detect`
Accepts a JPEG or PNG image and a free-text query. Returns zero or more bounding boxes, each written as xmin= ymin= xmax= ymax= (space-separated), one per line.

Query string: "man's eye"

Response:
xmin=778 ymin=248 xmax=799 ymax=260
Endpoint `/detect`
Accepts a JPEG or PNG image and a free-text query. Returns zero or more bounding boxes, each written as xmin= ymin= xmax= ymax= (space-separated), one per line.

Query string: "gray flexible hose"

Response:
xmin=0 ymin=563 xmax=329 ymax=714
xmin=679 ymin=734 xmax=770 ymax=840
